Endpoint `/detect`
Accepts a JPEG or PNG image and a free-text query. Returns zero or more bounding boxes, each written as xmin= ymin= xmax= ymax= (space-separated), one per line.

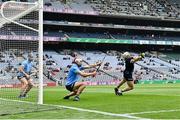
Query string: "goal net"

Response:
xmin=0 ymin=1 xmax=52 ymax=116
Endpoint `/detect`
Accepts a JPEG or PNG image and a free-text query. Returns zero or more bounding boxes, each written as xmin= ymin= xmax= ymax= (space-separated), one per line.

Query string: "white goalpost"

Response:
xmin=0 ymin=0 xmax=44 ymax=115
xmin=38 ymin=0 xmax=43 ymax=105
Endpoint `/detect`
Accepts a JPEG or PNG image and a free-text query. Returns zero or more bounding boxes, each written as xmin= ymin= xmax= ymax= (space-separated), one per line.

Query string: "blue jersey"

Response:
xmin=66 ymin=64 xmax=84 ymax=86
xmin=17 ymin=60 xmax=33 ymax=77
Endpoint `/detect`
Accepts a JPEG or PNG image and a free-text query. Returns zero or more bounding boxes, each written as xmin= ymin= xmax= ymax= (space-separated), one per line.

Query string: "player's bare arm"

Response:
xmin=77 ymin=71 xmax=96 ymax=77
xmin=83 ymin=61 xmax=102 ymax=69
xmin=131 ymin=53 xmax=145 ymax=63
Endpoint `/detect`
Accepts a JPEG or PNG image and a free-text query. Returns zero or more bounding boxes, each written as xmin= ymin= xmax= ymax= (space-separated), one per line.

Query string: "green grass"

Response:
xmin=0 ymin=83 xmax=180 ymax=119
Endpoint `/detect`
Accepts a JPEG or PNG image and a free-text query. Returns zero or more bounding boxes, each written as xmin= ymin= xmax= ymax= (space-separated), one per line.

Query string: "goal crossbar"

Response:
xmin=0 ymin=1 xmax=39 ymax=32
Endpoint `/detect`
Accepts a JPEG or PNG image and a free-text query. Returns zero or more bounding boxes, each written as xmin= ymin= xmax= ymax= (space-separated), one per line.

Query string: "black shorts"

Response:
xmin=123 ymin=71 xmax=133 ymax=81
xmin=65 ymin=82 xmax=76 ymax=92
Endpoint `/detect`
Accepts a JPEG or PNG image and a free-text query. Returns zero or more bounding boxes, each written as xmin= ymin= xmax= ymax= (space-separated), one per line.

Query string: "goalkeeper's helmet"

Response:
xmin=122 ymin=52 xmax=131 ymax=59
xmin=28 ymin=53 xmax=33 ymax=62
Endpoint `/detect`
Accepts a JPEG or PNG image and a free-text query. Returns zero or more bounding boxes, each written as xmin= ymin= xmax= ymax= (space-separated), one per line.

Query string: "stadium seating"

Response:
xmin=43 ymin=31 xmax=180 ymax=41
xmin=42 ymin=0 xmax=180 ymax=19
xmin=0 ymin=0 xmax=179 ymax=19
xmin=1 ymin=49 xmax=179 ymax=86
xmin=42 ymin=50 xmax=179 ymax=83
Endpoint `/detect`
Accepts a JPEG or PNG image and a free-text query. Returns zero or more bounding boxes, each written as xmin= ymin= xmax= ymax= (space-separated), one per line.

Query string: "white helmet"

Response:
xmin=74 ymin=58 xmax=83 ymax=65
xmin=28 ymin=53 xmax=33 ymax=61
xmin=122 ymin=52 xmax=131 ymax=59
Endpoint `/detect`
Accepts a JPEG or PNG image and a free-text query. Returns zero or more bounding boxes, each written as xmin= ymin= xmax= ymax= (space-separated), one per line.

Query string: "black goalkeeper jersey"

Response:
xmin=124 ymin=57 xmax=134 ymax=73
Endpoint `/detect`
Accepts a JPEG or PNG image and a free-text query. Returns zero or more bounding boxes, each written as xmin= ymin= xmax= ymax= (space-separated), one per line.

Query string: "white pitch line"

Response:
xmin=1 ymin=98 xmax=179 ymax=119
xmin=0 ymin=98 xmax=146 ymax=119
xmin=52 ymin=104 xmax=146 ymax=119
xmin=127 ymin=109 xmax=180 ymax=115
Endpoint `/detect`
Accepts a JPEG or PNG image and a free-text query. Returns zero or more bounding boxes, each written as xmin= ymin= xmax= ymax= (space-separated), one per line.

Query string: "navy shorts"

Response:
xmin=17 ymin=76 xmax=25 ymax=79
xmin=65 ymin=82 xmax=76 ymax=92
xmin=17 ymin=76 xmax=30 ymax=80
xmin=123 ymin=71 xmax=133 ymax=81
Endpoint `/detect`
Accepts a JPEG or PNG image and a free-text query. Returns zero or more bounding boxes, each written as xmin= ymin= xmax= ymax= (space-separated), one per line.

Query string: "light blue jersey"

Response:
xmin=17 ymin=60 xmax=33 ymax=77
xmin=66 ymin=64 xmax=83 ymax=86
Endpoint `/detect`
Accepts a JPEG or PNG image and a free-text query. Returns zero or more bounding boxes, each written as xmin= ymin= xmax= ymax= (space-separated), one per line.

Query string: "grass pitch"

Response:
xmin=0 ymin=83 xmax=180 ymax=119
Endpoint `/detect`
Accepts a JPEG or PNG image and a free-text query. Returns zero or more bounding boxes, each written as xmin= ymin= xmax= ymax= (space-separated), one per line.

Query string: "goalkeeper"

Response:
xmin=114 ymin=52 xmax=145 ymax=96
xmin=63 ymin=58 xmax=101 ymax=101
xmin=17 ymin=54 xmax=34 ymax=98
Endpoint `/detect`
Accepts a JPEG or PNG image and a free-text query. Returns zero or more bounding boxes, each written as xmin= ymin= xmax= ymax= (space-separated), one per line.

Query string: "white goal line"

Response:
xmin=0 ymin=98 xmax=145 ymax=119
xmin=1 ymin=98 xmax=179 ymax=119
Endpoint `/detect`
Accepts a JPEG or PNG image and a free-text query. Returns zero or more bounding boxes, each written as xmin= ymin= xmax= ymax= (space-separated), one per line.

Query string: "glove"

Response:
xmin=140 ymin=53 xmax=145 ymax=58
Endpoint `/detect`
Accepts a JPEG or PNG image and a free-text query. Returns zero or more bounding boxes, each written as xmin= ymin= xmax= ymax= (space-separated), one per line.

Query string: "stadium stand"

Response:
xmin=0 ymin=25 xmax=37 ymax=36
xmin=46 ymin=30 xmax=179 ymax=41
xmin=0 ymin=0 xmax=179 ymax=19
xmin=0 ymin=48 xmax=179 ymax=87
xmin=0 ymin=0 xmax=179 ymax=86
xmin=43 ymin=0 xmax=180 ymax=19
xmin=41 ymin=50 xmax=180 ymax=85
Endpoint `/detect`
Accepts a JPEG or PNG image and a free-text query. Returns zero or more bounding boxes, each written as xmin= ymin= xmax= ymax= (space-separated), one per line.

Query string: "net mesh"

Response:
xmin=0 ymin=1 xmax=53 ymax=116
